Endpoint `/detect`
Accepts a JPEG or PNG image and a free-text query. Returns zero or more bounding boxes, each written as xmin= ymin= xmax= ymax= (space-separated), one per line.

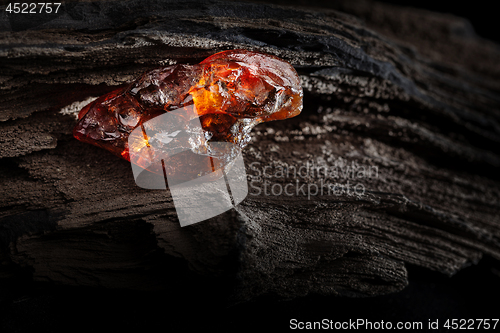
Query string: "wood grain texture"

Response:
xmin=0 ymin=0 xmax=499 ymax=301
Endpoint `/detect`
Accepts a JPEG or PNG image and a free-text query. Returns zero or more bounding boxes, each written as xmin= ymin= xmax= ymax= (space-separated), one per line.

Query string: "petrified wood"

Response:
xmin=0 ymin=0 xmax=499 ymax=304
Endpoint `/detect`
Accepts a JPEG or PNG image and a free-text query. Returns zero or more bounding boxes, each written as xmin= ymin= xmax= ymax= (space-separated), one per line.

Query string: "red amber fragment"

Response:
xmin=73 ymin=49 xmax=303 ymax=174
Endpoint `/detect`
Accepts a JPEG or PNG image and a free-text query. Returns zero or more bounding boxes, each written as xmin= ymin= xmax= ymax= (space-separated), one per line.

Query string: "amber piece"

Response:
xmin=73 ymin=49 xmax=303 ymax=175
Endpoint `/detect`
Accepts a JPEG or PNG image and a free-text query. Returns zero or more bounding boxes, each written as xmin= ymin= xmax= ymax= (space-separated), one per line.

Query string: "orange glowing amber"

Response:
xmin=73 ymin=49 xmax=303 ymax=172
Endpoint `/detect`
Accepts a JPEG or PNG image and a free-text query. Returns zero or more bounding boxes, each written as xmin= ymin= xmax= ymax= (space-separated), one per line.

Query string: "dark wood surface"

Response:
xmin=1 ymin=0 xmax=499 ymax=304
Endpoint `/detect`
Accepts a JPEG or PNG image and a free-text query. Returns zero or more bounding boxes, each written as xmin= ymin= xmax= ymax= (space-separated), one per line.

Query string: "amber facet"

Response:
xmin=73 ymin=49 xmax=303 ymax=174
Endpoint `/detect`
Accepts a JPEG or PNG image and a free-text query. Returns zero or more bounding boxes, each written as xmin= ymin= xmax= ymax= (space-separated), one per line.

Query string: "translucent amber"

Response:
xmin=73 ymin=49 xmax=303 ymax=174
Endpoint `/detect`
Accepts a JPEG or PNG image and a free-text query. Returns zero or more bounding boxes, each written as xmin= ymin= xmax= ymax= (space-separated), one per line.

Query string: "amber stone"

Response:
xmin=73 ymin=49 xmax=303 ymax=174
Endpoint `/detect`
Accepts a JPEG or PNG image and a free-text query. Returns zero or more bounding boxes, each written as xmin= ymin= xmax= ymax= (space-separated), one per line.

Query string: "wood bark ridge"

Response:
xmin=0 ymin=0 xmax=499 ymax=300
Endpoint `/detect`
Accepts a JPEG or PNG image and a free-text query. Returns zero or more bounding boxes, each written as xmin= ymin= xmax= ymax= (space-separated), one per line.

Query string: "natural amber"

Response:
xmin=73 ymin=49 xmax=303 ymax=174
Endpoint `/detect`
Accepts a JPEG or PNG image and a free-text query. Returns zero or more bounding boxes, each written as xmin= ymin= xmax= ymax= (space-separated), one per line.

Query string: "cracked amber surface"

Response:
xmin=73 ymin=49 xmax=303 ymax=173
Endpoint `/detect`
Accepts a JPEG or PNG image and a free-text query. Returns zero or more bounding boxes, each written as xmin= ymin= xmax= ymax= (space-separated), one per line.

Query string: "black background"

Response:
xmin=380 ymin=0 xmax=499 ymax=43
xmin=1 ymin=1 xmax=499 ymax=332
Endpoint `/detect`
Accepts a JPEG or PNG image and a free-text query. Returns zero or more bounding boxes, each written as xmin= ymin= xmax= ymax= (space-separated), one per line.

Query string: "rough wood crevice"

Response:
xmin=0 ymin=0 xmax=499 ymax=300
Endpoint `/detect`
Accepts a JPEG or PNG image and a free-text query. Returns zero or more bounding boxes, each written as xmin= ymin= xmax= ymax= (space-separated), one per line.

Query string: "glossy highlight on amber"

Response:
xmin=73 ymin=49 xmax=303 ymax=173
